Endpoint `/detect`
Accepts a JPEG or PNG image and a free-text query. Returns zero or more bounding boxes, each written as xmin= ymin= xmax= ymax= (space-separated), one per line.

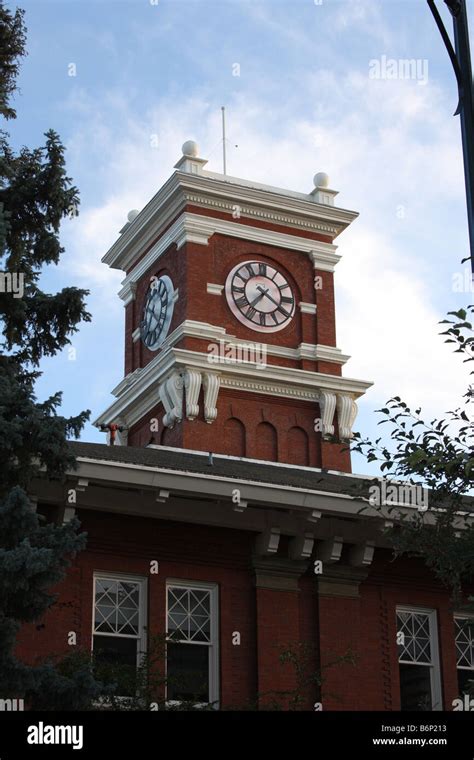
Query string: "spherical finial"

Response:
xmin=127 ymin=209 xmax=140 ymax=223
xmin=182 ymin=140 xmax=199 ymax=157
xmin=313 ymin=172 xmax=329 ymax=188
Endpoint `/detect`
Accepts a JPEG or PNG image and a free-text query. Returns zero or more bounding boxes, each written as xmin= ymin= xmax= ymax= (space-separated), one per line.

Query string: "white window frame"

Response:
xmin=165 ymin=579 xmax=219 ymax=708
xmin=454 ymin=614 xmax=474 ymax=686
xmin=396 ymin=605 xmax=442 ymax=711
xmin=91 ymin=571 xmax=148 ymax=671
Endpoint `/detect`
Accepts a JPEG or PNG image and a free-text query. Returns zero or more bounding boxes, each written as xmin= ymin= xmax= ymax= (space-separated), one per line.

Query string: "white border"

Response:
xmin=396 ymin=605 xmax=442 ymax=711
xmin=166 ymin=579 xmax=219 ymax=707
xmin=92 ymin=571 xmax=148 ymax=672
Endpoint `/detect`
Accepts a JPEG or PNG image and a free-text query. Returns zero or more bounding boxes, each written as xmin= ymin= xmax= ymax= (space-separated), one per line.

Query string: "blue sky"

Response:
xmin=6 ymin=0 xmax=474 ymax=475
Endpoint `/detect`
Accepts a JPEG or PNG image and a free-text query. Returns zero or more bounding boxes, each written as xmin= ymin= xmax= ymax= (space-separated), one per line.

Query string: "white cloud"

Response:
xmin=337 ymin=225 xmax=466 ymax=416
xmin=56 ymin=41 xmax=469 ymax=437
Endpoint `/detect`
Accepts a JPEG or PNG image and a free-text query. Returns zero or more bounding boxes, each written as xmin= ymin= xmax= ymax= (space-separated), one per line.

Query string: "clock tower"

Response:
xmin=95 ymin=141 xmax=372 ymax=471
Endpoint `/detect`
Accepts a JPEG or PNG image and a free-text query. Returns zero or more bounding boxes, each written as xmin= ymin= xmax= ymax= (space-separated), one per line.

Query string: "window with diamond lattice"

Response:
xmin=396 ymin=607 xmax=442 ymax=711
xmin=92 ymin=575 xmax=146 ymax=696
xmin=455 ymin=616 xmax=474 ymax=696
xmin=397 ymin=610 xmax=432 ymax=664
xmin=166 ymin=582 xmax=218 ymax=705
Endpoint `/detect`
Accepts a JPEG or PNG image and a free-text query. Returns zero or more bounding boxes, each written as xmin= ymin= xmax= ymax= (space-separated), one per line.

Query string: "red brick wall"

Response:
xmin=317 ymin=552 xmax=460 ymax=711
xmin=126 ymin=234 xmax=338 ymax=376
xmin=15 ymin=514 xmax=463 ymax=712
xmin=125 ymin=243 xmax=186 ymax=376
xmin=255 ymin=586 xmax=301 ymax=707
xmin=127 ymin=389 xmax=351 ymax=471
xmin=121 ymin=219 xmax=346 ymax=468
xmin=128 ymin=388 xmax=324 ymax=468
xmin=16 ymin=510 xmax=257 ymax=709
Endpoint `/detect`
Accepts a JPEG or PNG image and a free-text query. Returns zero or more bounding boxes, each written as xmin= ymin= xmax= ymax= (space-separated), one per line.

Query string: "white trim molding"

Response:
xmin=92 ymin=572 xmax=148 ymax=680
xmin=117 ymin=213 xmax=344 ymax=304
xmin=308 ymin=242 xmax=342 ymax=273
xmin=95 ymin=346 xmax=371 ymax=434
xmin=207 ymin=283 xmax=224 ymax=295
xmin=166 ymin=579 xmax=219 ymax=707
xmin=103 ymin=169 xmax=358 ymax=274
xmin=299 ymin=302 xmax=317 ymax=315
xmin=396 ymin=606 xmax=443 ymax=711
xmin=152 ymin=319 xmax=351 ymax=366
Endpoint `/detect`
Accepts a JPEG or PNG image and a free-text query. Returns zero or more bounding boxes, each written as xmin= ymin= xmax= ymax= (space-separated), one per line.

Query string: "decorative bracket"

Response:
xmin=255 ymin=527 xmax=281 ymax=556
xmin=232 ymin=499 xmax=247 ymax=513
xmin=307 ymin=509 xmax=322 ymax=525
xmin=289 ymin=532 xmax=315 ymax=560
xmin=318 ymin=391 xmax=337 ymax=438
xmin=183 ymin=369 xmax=202 ymax=421
xmin=349 ymin=541 xmax=375 ymax=568
xmin=116 ymin=417 xmax=129 ymax=446
xmin=63 ymin=506 xmax=76 ymax=524
xmin=336 ymin=394 xmax=358 ymax=441
xmin=315 ymin=536 xmax=343 ymax=564
xmin=159 ymin=372 xmax=184 ymax=428
xmin=202 ymin=372 xmax=220 ymax=423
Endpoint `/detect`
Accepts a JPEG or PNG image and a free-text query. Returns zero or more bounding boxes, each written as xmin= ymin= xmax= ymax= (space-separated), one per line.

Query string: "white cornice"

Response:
xmin=104 ymin=170 xmax=358 ymax=273
xmin=64 ymin=456 xmax=373 ymax=523
xmin=118 ymin=213 xmax=343 ymax=303
xmin=94 ymin=345 xmax=372 ymax=429
xmin=308 ymin=242 xmax=342 ymax=273
xmin=121 ymin=319 xmax=350 ymax=376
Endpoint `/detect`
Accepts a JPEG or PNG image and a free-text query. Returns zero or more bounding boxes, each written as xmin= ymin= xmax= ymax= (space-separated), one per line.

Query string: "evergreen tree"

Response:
xmin=0 ymin=3 xmax=100 ymax=708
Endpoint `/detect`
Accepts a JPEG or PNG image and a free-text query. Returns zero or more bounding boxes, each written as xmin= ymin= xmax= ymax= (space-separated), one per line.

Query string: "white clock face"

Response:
xmin=225 ymin=260 xmax=295 ymax=332
xmin=140 ymin=275 xmax=175 ymax=350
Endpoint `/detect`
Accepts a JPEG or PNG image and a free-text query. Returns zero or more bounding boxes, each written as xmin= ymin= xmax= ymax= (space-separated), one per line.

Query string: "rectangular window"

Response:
xmin=92 ymin=573 xmax=147 ymax=696
xmin=455 ymin=616 xmax=474 ymax=697
xmin=166 ymin=581 xmax=219 ymax=706
xmin=396 ymin=606 xmax=442 ymax=711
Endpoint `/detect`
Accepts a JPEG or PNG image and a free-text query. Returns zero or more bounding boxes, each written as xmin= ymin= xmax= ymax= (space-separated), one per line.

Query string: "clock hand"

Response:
xmin=257 ymin=286 xmax=291 ymax=316
xmin=249 ymin=289 xmax=267 ymax=307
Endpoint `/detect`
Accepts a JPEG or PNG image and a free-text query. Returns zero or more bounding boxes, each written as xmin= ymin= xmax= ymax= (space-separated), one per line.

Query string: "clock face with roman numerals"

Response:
xmin=225 ymin=260 xmax=295 ymax=333
xmin=140 ymin=274 xmax=175 ymax=350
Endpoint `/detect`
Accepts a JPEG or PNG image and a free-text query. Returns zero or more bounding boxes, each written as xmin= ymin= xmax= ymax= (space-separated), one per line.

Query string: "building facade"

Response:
xmin=19 ymin=143 xmax=473 ymax=710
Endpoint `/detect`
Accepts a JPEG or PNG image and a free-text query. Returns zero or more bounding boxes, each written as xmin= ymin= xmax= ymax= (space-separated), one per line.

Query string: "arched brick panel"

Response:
xmin=287 ymin=426 xmax=310 ymax=466
xmin=223 ymin=417 xmax=246 ymax=458
xmin=256 ymin=421 xmax=278 ymax=462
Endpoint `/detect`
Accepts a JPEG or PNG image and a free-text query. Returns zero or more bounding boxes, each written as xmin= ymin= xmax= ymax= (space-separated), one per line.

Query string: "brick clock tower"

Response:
xmin=95 ymin=141 xmax=371 ymax=471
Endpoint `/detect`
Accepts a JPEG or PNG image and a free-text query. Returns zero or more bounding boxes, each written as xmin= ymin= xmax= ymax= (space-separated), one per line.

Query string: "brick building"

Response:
xmin=20 ymin=142 xmax=472 ymax=710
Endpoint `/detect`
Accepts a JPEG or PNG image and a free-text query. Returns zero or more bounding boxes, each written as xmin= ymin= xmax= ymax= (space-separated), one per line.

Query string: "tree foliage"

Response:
xmin=0 ymin=2 xmax=97 ymax=707
xmin=352 ymin=307 xmax=474 ymax=605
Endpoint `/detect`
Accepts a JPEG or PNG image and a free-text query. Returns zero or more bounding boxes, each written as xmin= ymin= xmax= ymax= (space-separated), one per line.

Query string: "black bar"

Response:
xmin=0 ymin=710 xmax=474 ymax=757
